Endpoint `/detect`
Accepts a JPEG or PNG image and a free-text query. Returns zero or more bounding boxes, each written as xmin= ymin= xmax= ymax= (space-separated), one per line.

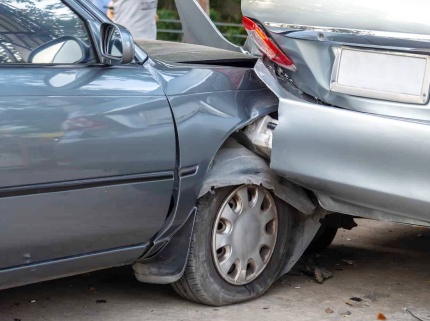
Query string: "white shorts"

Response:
xmin=114 ymin=0 xmax=158 ymax=40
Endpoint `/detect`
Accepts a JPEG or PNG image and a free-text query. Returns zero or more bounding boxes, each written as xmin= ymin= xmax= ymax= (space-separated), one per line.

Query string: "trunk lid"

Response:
xmin=242 ymin=0 xmax=430 ymax=36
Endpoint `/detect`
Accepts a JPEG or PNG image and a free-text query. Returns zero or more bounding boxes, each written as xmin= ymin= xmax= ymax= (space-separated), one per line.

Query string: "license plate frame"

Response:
xmin=330 ymin=47 xmax=430 ymax=104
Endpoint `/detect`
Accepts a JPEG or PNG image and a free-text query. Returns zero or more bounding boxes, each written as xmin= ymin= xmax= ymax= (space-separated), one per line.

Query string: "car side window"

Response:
xmin=0 ymin=0 xmax=94 ymax=64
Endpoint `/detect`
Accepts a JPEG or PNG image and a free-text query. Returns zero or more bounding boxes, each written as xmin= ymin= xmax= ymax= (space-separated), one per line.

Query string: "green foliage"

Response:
xmin=157 ymin=8 xmax=181 ymax=42
xmin=209 ymin=8 xmax=219 ymax=21
xmin=210 ymin=0 xmax=242 ymax=22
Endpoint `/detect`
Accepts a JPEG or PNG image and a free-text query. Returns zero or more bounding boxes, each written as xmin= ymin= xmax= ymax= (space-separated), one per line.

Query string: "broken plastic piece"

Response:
xmin=244 ymin=115 xmax=278 ymax=157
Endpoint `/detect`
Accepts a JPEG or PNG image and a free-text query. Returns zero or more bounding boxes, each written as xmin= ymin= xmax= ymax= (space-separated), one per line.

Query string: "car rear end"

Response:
xmin=242 ymin=0 xmax=430 ymax=224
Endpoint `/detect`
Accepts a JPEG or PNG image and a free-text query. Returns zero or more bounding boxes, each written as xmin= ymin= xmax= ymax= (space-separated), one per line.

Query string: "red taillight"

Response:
xmin=242 ymin=16 xmax=296 ymax=71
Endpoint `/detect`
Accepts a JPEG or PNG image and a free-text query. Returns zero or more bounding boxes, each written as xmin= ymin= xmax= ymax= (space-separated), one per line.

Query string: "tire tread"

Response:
xmin=172 ymin=198 xmax=212 ymax=305
xmin=172 ymin=188 xmax=291 ymax=306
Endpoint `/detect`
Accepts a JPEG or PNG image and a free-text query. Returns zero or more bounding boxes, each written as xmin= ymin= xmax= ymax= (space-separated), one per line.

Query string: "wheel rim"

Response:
xmin=212 ymin=185 xmax=278 ymax=285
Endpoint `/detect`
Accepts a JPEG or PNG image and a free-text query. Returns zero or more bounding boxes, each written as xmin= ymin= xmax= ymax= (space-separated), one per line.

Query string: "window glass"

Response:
xmin=0 ymin=0 xmax=94 ymax=64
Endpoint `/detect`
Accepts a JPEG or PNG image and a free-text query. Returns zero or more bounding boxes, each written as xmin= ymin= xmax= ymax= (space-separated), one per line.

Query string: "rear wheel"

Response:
xmin=172 ymin=185 xmax=291 ymax=306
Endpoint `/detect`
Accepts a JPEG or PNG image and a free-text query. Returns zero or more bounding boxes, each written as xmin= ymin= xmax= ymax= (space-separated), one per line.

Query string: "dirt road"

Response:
xmin=1 ymin=219 xmax=429 ymax=321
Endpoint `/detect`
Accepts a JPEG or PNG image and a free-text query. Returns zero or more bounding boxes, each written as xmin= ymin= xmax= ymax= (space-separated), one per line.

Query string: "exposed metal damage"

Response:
xmin=199 ymin=139 xmax=316 ymax=216
xmin=243 ymin=115 xmax=278 ymax=158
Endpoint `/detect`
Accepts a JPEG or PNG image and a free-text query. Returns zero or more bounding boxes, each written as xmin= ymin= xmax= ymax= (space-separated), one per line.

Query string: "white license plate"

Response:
xmin=331 ymin=48 xmax=430 ymax=104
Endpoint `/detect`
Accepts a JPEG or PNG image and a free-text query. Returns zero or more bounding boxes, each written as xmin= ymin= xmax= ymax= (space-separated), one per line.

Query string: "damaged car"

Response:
xmin=176 ymin=0 xmax=430 ymax=297
xmin=180 ymin=0 xmax=430 ymax=229
xmin=0 ymin=0 xmax=325 ymax=307
xmin=3 ymin=0 xmax=426 ymax=307
xmin=240 ymin=0 xmax=430 ymax=229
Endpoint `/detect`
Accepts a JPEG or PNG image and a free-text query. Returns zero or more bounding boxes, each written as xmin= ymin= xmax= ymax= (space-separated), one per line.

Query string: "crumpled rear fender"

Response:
xmin=199 ymin=139 xmax=316 ymax=215
xmin=200 ymin=139 xmax=324 ymax=276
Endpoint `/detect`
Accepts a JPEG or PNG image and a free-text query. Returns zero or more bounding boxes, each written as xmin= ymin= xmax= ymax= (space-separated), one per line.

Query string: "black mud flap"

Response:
xmin=133 ymin=209 xmax=196 ymax=284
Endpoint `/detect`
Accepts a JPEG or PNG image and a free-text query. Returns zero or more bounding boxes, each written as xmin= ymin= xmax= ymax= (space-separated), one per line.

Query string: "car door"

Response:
xmin=0 ymin=0 xmax=176 ymax=269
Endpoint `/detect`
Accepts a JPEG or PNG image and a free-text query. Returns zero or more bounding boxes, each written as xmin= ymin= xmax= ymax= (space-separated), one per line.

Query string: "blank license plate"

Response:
xmin=331 ymin=48 xmax=430 ymax=104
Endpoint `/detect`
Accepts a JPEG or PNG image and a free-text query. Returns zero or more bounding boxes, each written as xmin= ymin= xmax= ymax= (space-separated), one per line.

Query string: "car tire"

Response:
xmin=306 ymin=225 xmax=338 ymax=253
xmin=172 ymin=185 xmax=292 ymax=306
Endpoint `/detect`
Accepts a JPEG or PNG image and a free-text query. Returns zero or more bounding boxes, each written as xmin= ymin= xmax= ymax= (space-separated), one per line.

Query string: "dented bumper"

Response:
xmin=272 ymin=97 xmax=430 ymax=224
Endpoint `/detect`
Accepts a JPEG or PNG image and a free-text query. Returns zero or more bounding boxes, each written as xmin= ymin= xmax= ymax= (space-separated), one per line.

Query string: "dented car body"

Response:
xmin=2 ymin=0 xmax=430 ymax=307
xmin=244 ymin=0 xmax=430 ymax=227
xmin=177 ymin=0 xmax=430 ymax=228
xmin=0 ymin=0 xmax=322 ymax=306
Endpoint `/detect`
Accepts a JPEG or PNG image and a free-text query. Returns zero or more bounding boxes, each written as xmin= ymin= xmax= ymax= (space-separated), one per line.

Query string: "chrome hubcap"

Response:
xmin=212 ymin=185 xmax=278 ymax=285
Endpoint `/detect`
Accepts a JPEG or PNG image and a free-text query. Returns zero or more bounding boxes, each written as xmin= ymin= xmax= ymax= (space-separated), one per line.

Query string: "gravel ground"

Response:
xmin=1 ymin=219 xmax=429 ymax=321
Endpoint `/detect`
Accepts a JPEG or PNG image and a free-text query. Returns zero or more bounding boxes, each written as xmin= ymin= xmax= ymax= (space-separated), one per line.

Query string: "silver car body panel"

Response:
xmin=266 ymin=33 xmax=430 ymax=121
xmin=253 ymin=59 xmax=430 ymax=225
xmin=243 ymin=0 xmax=430 ymax=122
xmin=242 ymin=0 xmax=430 ymax=36
xmin=175 ymin=1 xmax=430 ymax=226
xmin=264 ymin=22 xmax=430 ymax=44
xmin=318 ymin=194 xmax=430 ymax=228
xmin=273 ymin=97 xmax=430 ymax=223
xmin=241 ymin=1 xmax=430 ymax=225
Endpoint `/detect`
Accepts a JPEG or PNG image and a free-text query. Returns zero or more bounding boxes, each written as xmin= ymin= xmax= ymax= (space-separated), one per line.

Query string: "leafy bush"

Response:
xmin=157 ymin=8 xmax=181 ymax=42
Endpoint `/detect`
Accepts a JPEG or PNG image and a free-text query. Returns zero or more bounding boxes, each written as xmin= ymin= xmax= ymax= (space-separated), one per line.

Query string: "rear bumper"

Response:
xmin=271 ymin=98 xmax=430 ymax=223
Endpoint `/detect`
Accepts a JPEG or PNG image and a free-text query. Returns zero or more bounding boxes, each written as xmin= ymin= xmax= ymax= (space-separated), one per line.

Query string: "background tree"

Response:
xmin=159 ymin=0 xmax=241 ymax=20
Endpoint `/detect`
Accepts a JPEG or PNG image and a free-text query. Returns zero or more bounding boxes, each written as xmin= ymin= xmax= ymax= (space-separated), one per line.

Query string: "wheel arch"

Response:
xmin=133 ymin=125 xmax=326 ymax=285
xmin=133 ymin=84 xmax=324 ymax=284
xmin=199 ymin=138 xmax=316 ymax=216
xmin=198 ymin=137 xmax=330 ymax=278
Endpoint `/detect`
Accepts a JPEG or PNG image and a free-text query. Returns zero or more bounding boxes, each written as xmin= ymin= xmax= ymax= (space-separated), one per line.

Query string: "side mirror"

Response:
xmin=28 ymin=36 xmax=89 ymax=64
xmin=100 ymin=23 xmax=135 ymax=65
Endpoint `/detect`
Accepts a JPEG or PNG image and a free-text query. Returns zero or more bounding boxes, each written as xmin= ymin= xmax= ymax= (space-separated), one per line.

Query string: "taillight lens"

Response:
xmin=242 ymin=16 xmax=296 ymax=71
